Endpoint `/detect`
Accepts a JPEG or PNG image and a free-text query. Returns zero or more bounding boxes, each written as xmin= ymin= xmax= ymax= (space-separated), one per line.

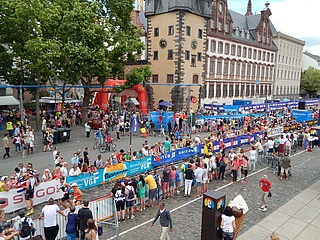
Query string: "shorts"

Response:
xmin=169 ymin=179 xmax=176 ymax=187
xmin=202 ymin=178 xmax=209 ymax=184
xmin=25 ymin=189 xmax=34 ymax=200
xmin=162 ymin=182 xmax=169 ymax=190
xmin=195 ymin=125 xmax=201 ymax=129
xmin=149 ymin=188 xmax=156 ymax=199
xmin=285 ymin=146 xmax=290 ymax=151
xmin=281 ymin=167 xmax=290 ymax=175
xmin=116 ymin=200 xmax=125 ymax=211
xmin=258 ymin=150 xmax=264 ymax=155
xmin=195 ymin=181 xmax=201 ymax=187
xmin=268 ymin=148 xmax=274 ymax=153
xmin=61 ymin=194 xmax=70 ymax=202
xmin=216 ymin=167 xmax=220 ymax=173
xmin=126 ymin=200 xmax=134 ymax=208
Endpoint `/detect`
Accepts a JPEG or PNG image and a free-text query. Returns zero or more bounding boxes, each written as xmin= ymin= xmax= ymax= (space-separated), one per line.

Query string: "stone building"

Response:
xmin=272 ymin=32 xmax=305 ymax=100
xmin=202 ymin=0 xmax=277 ymax=105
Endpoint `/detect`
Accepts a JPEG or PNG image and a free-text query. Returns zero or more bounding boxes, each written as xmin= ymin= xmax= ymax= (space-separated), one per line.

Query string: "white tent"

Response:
xmin=0 ymin=96 xmax=20 ymax=106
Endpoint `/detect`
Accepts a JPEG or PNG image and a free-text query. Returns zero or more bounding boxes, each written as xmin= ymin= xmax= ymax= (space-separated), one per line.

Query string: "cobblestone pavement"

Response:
xmin=100 ymin=148 xmax=320 ymax=240
xmin=3 ymin=124 xmax=320 ymax=239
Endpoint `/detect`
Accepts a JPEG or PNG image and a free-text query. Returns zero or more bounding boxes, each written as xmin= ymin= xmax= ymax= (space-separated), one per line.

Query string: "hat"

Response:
xmin=145 ymin=171 xmax=149 ymax=175
xmin=71 ymin=182 xmax=77 ymax=187
xmin=195 ymin=163 xmax=200 ymax=167
xmin=1 ymin=176 xmax=8 ymax=181
xmin=45 ymin=169 xmax=50 ymax=172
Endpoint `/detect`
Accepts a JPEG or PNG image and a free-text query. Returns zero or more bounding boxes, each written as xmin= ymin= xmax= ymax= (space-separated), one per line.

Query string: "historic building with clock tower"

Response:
xmin=145 ymin=0 xmax=212 ymax=110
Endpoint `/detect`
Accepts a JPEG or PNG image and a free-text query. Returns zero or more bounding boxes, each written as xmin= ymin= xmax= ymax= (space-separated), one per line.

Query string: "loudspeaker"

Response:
xmin=298 ymin=101 xmax=306 ymax=110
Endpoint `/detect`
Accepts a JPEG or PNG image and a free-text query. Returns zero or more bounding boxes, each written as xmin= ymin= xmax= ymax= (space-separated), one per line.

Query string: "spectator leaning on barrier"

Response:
xmin=39 ymin=198 xmax=67 ymax=240
xmin=111 ymin=181 xmax=126 ymax=222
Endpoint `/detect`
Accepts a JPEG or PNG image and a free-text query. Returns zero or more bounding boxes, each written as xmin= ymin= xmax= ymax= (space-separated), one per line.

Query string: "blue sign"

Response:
xmin=124 ymin=156 xmax=152 ymax=176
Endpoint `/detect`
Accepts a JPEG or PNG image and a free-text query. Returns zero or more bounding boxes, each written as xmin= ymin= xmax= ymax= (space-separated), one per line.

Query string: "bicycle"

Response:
xmin=93 ymin=137 xmax=103 ymax=150
xmin=99 ymin=141 xmax=117 ymax=153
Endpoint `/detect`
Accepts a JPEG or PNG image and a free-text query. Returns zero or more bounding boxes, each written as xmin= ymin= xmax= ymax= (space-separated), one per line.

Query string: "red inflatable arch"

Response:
xmin=94 ymin=80 xmax=148 ymax=114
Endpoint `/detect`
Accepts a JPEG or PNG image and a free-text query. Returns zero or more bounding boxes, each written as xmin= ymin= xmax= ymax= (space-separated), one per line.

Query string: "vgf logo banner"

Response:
xmin=0 ymin=179 xmax=62 ymax=213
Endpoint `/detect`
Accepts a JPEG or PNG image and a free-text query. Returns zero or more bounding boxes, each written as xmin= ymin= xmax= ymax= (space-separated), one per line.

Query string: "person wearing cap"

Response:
xmin=0 ymin=176 xmax=9 ymax=192
xmin=259 ymin=175 xmax=271 ymax=212
xmin=39 ymin=198 xmax=67 ymax=240
xmin=56 ymin=176 xmax=73 ymax=209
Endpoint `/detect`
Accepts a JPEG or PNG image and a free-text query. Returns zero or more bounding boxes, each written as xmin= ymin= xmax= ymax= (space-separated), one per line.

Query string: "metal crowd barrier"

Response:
xmin=30 ymin=194 xmax=116 ymax=239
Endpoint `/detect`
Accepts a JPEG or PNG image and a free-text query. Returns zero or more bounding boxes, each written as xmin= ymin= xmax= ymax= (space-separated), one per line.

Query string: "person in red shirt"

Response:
xmin=116 ymin=149 xmax=125 ymax=163
xmin=259 ymin=175 xmax=271 ymax=212
xmin=106 ymin=133 xmax=113 ymax=151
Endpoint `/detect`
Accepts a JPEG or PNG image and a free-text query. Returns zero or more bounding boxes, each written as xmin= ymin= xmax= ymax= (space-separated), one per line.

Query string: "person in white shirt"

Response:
xmin=194 ymin=135 xmax=201 ymax=145
xmin=52 ymin=147 xmax=59 ymax=162
xmin=194 ymin=164 xmax=204 ymax=197
xmin=39 ymin=198 xmax=66 ymax=240
xmin=60 ymin=162 xmax=69 ymax=177
xmin=69 ymin=164 xmax=81 ymax=176
xmin=284 ymin=135 xmax=292 ymax=156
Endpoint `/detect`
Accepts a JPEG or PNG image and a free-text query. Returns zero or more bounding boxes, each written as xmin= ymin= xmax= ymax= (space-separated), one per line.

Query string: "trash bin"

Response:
xmin=57 ymin=128 xmax=71 ymax=143
xmin=42 ymin=130 xmax=58 ymax=144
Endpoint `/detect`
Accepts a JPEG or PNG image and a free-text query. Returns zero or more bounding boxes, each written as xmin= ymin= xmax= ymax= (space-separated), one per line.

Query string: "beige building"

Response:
xmin=145 ymin=0 xmax=212 ymax=111
xmin=272 ymin=32 xmax=305 ymax=100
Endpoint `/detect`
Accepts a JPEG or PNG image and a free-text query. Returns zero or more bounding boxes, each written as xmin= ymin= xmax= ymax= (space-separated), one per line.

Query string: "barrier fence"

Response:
xmin=1 ymin=131 xmax=263 ymax=213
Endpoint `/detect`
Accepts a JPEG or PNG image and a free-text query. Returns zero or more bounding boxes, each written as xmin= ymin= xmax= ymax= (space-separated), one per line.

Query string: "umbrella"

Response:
xmin=158 ymin=101 xmax=174 ymax=107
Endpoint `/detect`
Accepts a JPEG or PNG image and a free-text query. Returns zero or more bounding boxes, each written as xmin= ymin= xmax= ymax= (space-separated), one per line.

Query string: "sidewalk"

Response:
xmin=238 ymin=180 xmax=320 ymax=240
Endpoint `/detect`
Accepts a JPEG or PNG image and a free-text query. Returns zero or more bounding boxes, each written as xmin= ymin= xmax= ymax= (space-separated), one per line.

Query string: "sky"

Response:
xmin=227 ymin=0 xmax=320 ymax=56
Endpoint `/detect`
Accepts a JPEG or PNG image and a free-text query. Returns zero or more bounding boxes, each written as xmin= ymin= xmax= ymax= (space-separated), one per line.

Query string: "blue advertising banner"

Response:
xmin=151 ymin=147 xmax=198 ymax=167
xmin=67 ymin=156 xmax=153 ymax=191
xmin=124 ymin=156 xmax=152 ymax=176
xmin=66 ymin=170 xmax=103 ymax=191
xmin=292 ymin=109 xmax=313 ymax=122
xmin=149 ymin=111 xmax=174 ymax=130
xmin=131 ymin=116 xmax=138 ymax=133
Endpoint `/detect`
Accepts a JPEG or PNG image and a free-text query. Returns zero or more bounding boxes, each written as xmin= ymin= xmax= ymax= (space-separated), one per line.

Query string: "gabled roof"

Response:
xmin=304 ymin=52 xmax=320 ymax=62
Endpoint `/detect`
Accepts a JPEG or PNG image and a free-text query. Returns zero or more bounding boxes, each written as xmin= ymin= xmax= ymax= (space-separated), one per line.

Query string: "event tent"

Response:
xmin=0 ymin=96 xmax=20 ymax=106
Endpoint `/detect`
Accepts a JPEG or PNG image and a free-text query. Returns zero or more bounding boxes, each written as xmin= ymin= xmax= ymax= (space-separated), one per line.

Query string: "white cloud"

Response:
xmin=228 ymin=0 xmax=320 ymax=56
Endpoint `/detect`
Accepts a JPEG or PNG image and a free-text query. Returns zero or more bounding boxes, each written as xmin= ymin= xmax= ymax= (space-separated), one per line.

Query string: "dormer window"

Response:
xmin=257 ymin=33 xmax=261 ymax=42
xmin=241 ymin=30 xmax=245 ymax=37
xmin=235 ymin=27 xmax=239 ymax=36
xmin=246 ymin=32 xmax=250 ymax=39
xmin=225 ymin=23 xmax=229 ymax=33
xmin=218 ymin=21 xmax=222 ymax=31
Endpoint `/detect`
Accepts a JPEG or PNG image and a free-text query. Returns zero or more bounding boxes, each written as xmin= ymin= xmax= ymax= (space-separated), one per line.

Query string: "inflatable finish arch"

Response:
xmin=94 ymin=80 xmax=148 ymax=114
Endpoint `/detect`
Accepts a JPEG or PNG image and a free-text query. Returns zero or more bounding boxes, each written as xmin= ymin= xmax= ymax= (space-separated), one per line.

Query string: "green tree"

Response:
xmin=301 ymin=67 xmax=320 ymax=96
xmin=124 ymin=65 xmax=152 ymax=89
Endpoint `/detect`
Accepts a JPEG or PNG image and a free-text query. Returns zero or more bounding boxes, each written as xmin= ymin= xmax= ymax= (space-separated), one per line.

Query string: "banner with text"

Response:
xmin=0 ymin=180 xmax=62 ymax=213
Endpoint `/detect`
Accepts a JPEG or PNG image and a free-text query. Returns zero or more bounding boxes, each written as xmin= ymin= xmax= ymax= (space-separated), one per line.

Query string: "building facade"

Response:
xmin=145 ymin=0 xmax=212 ymax=110
xmin=302 ymin=52 xmax=320 ymax=71
xmin=272 ymin=32 xmax=305 ymax=100
xmin=202 ymin=0 xmax=277 ymax=105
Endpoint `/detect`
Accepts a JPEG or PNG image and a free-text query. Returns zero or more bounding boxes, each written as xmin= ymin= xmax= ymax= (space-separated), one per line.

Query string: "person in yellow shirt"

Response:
xmin=145 ymin=171 xmax=157 ymax=208
xmin=6 ymin=120 xmax=13 ymax=138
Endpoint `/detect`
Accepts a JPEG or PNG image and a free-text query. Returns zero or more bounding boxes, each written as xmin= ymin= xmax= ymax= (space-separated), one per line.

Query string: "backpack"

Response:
xmin=220 ymin=159 xmax=226 ymax=167
xmin=20 ymin=217 xmax=31 ymax=238
xmin=127 ymin=186 xmax=134 ymax=200
xmin=114 ymin=189 xmax=124 ymax=202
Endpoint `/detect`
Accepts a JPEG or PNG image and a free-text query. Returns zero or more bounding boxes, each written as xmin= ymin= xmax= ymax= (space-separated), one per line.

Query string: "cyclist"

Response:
xmin=106 ymin=133 xmax=113 ymax=151
xmin=94 ymin=128 xmax=103 ymax=145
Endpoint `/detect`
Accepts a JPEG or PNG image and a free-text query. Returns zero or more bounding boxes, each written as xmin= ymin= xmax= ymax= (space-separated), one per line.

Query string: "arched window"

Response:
xmin=193 ymin=75 xmax=199 ymax=84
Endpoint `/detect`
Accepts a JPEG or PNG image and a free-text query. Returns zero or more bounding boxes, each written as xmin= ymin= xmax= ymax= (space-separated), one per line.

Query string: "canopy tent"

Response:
xmin=158 ymin=101 xmax=174 ymax=107
xmin=38 ymin=97 xmax=82 ymax=104
xmin=0 ymin=96 xmax=20 ymax=106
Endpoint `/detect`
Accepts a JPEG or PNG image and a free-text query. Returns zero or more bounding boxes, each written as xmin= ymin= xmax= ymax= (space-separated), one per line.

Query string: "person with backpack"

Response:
xmin=124 ymin=180 xmax=135 ymax=219
xmin=66 ymin=206 xmax=78 ymax=240
xmin=13 ymin=210 xmax=34 ymax=240
xmin=111 ymin=182 xmax=126 ymax=222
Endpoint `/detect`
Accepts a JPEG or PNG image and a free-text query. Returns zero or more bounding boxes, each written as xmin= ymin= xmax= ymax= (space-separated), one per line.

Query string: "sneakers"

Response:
xmin=260 ymin=205 xmax=266 ymax=209
xmin=131 ymin=215 xmax=135 ymax=219
xmin=263 ymin=207 xmax=268 ymax=212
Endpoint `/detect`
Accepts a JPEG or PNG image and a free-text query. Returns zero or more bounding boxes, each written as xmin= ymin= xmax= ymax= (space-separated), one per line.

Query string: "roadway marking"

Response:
xmin=108 ymin=150 xmax=304 ymax=239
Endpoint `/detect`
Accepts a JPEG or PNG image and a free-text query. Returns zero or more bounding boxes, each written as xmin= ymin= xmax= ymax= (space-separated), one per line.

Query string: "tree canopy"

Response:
xmin=301 ymin=67 xmax=320 ymax=96
xmin=0 ymin=0 xmax=144 ymax=125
